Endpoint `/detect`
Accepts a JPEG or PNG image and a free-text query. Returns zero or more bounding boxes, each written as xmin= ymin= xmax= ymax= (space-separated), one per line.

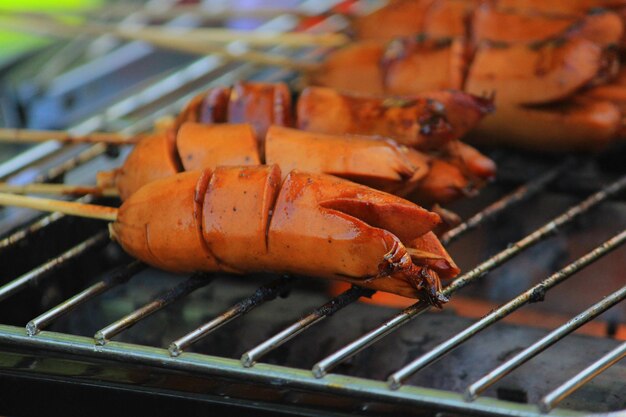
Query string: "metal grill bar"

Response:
xmin=33 ymin=144 xmax=108 ymax=183
xmin=25 ymin=261 xmax=145 ymax=336
xmin=0 ymin=212 xmax=64 ymax=251
xmin=94 ymin=273 xmax=212 ymax=345
xmin=168 ymin=277 xmax=292 ymax=357
xmin=387 ymin=229 xmax=626 ymax=389
xmin=440 ymin=161 xmax=571 ymax=245
xmin=312 ymin=176 xmax=626 ymax=378
xmin=241 ymin=286 xmax=374 ymax=368
xmin=465 ymin=285 xmax=626 ymax=401
xmin=0 ymin=195 xmax=93 ymax=252
xmin=539 ymin=341 xmax=626 ymax=412
xmin=0 ymin=230 xmax=109 ymax=303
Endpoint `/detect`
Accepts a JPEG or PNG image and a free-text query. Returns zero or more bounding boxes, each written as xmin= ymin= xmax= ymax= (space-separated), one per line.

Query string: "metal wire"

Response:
xmin=169 ymin=277 xmax=292 ymax=357
xmin=312 ymin=176 xmax=626 ymax=378
xmin=539 ymin=341 xmax=626 ymax=412
xmin=465 ymin=285 xmax=626 ymax=401
xmin=94 ymin=273 xmax=212 ymax=345
xmin=241 ymin=286 xmax=374 ymax=367
xmin=387 ymin=229 xmax=626 ymax=389
xmin=0 ymin=195 xmax=94 ymax=252
xmin=26 ymin=261 xmax=145 ymax=336
xmin=0 ymin=231 xmax=109 ymax=303
xmin=440 ymin=160 xmax=571 ymax=246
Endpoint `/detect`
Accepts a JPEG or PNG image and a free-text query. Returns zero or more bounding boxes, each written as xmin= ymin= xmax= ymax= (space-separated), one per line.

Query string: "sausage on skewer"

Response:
xmin=0 ymin=167 xmax=460 ymax=306
xmin=102 ymin=123 xmax=489 ymax=206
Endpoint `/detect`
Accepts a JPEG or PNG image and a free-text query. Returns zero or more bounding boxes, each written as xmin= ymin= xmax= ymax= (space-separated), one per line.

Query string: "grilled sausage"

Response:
xmin=111 ymin=165 xmax=459 ymax=305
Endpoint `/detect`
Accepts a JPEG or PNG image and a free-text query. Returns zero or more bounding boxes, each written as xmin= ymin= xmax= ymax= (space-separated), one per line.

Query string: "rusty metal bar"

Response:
xmin=440 ymin=161 xmax=571 ymax=246
xmin=94 ymin=273 xmax=213 ymax=345
xmin=168 ymin=277 xmax=292 ymax=357
xmin=387 ymin=229 xmax=626 ymax=389
xmin=539 ymin=341 xmax=626 ymax=412
xmin=312 ymin=175 xmax=626 ymax=378
xmin=465 ymin=285 xmax=626 ymax=401
xmin=26 ymin=261 xmax=145 ymax=336
xmin=241 ymin=286 xmax=374 ymax=368
xmin=0 ymin=231 xmax=109 ymax=303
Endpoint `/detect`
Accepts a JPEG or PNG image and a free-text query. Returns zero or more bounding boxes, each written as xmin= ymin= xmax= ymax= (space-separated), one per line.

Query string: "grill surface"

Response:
xmin=0 ymin=2 xmax=625 ymax=416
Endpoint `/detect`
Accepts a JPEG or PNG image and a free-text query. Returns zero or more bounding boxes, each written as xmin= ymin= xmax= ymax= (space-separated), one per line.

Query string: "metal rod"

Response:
xmin=34 ymin=143 xmax=107 ymax=183
xmin=0 ymin=196 xmax=93 ymax=252
xmin=387 ymin=230 xmax=626 ymax=389
xmin=465 ymin=285 xmax=626 ymax=401
xmin=242 ymin=286 xmax=374 ymax=368
xmin=94 ymin=273 xmax=213 ymax=345
xmin=26 ymin=261 xmax=145 ymax=336
xmin=0 ymin=212 xmax=64 ymax=252
xmin=440 ymin=161 xmax=571 ymax=245
xmin=168 ymin=277 xmax=293 ymax=357
xmin=539 ymin=341 xmax=626 ymax=412
xmin=312 ymin=175 xmax=626 ymax=378
xmin=0 ymin=231 xmax=109 ymax=303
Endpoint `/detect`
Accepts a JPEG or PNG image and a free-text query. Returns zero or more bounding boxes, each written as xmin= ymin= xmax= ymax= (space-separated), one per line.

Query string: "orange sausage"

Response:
xmin=265 ymin=125 xmax=429 ymax=196
xmin=492 ymin=0 xmax=626 ymax=16
xmin=307 ymin=41 xmax=386 ymax=95
xmin=468 ymin=98 xmax=622 ymax=151
xmin=112 ymin=170 xmax=219 ymax=273
xmin=296 ymin=86 xmax=454 ymax=149
xmin=383 ymin=37 xmax=468 ymax=95
xmin=113 ymin=131 xmax=180 ymax=201
xmin=174 ymin=86 xmax=231 ymax=131
xmin=177 ymin=123 xmax=260 ymax=170
xmin=409 ymin=159 xmax=472 ymax=205
xmin=176 ymin=82 xmax=492 ymax=152
xmin=443 ymin=140 xmax=497 ymax=181
xmin=352 ymin=0 xmax=436 ymax=42
xmin=109 ymin=123 xmax=433 ymax=201
xmin=227 ymin=82 xmax=292 ymax=149
xmin=422 ymin=0 xmax=476 ymax=38
xmin=111 ymin=166 xmax=455 ymax=304
xmin=465 ymin=37 xmax=605 ymax=105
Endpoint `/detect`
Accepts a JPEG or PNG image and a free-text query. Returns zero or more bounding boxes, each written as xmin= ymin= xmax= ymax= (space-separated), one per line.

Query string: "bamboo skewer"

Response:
xmin=0 ymin=192 xmax=118 ymax=222
xmin=0 ymin=16 xmax=336 ymax=72
xmin=0 ymin=128 xmax=140 ymax=145
xmin=0 ymin=5 xmax=319 ymax=21
xmin=0 ymin=16 xmax=322 ymax=72
xmin=0 ymin=183 xmax=119 ymax=198
xmin=111 ymin=26 xmax=350 ymax=48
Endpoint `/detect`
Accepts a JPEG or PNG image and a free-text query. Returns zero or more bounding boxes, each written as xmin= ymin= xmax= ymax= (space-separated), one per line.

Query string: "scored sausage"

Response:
xmin=111 ymin=165 xmax=459 ymax=305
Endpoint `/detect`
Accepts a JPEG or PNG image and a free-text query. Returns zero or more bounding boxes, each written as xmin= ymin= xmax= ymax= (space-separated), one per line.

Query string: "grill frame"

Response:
xmin=0 ymin=2 xmax=625 ymax=416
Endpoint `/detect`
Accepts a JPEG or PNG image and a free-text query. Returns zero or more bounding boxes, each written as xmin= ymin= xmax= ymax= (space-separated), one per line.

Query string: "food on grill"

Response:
xmin=308 ymin=0 xmax=626 ymax=151
xmin=1 ymin=80 xmax=494 ymax=203
xmin=0 ymin=167 xmax=460 ymax=306
xmin=101 ymin=123 xmax=492 ymax=206
xmin=172 ymin=81 xmax=495 ymax=201
xmin=176 ymin=82 xmax=493 ymax=151
xmin=351 ymin=0 xmax=626 ymax=42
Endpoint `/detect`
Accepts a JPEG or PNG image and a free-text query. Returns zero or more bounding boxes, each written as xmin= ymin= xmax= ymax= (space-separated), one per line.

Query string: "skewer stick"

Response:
xmin=110 ymin=26 xmax=350 ymax=48
xmin=0 ymin=128 xmax=140 ymax=145
xmin=0 ymin=15 xmax=322 ymax=72
xmin=0 ymin=9 xmax=348 ymax=47
xmin=0 ymin=183 xmax=119 ymax=198
xmin=0 ymin=5 xmax=319 ymax=21
xmin=406 ymin=248 xmax=447 ymax=261
xmin=0 ymin=193 xmax=117 ymax=222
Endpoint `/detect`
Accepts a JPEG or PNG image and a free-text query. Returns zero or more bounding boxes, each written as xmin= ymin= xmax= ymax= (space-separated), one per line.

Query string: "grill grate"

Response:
xmin=0 ymin=2 xmax=624 ymax=416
